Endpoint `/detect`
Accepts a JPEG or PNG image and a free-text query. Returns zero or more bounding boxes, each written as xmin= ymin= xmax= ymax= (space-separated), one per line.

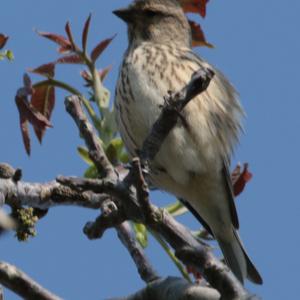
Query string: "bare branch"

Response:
xmin=0 ymin=68 xmax=258 ymax=299
xmin=0 ymin=176 xmax=107 ymax=210
xmin=0 ymin=261 xmax=62 ymax=300
xmin=64 ymin=96 xmax=158 ymax=285
xmin=65 ymin=96 xmax=116 ymax=179
xmin=130 ymin=158 xmax=154 ymax=221
xmin=83 ymin=206 xmax=125 ymax=239
xmin=116 ymin=222 xmax=159 ymax=283
xmin=124 ymin=156 xmax=251 ymax=298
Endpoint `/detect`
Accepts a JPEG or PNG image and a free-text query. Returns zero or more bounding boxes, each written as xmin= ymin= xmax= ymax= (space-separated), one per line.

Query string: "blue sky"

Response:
xmin=1 ymin=0 xmax=299 ymax=299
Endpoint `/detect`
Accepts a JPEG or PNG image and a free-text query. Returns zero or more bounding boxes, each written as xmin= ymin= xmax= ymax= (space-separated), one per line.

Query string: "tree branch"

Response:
xmin=64 ymin=95 xmax=116 ymax=179
xmin=116 ymin=222 xmax=159 ymax=283
xmin=64 ymin=95 xmax=158 ymax=284
xmin=0 ymin=68 xmax=260 ymax=299
xmin=0 ymin=175 xmax=107 ymax=210
xmin=0 ymin=261 xmax=62 ymax=300
xmin=61 ymin=68 xmax=258 ymax=299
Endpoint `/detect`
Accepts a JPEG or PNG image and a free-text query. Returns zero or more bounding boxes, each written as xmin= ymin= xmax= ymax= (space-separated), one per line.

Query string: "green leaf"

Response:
xmin=165 ymin=201 xmax=188 ymax=217
xmin=101 ymin=108 xmax=118 ymax=144
xmin=120 ymin=152 xmax=130 ymax=164
xmin=105 ymin=138 xmax=127 ymax=164
xmin=192 ymin=230 xmax=214 ymax=241
xmin=0 ymin=50 xmax=14 ymax=61
xmin=105 ymin=143 xmax=118 ymax=164
xmin=6 ymin=50 xmax=14 ymax=60
xmin=109 ymin=138 xmax=123 ymax=154
xmin=91 ymin=66 xmax=111 ymax=120
xmin=103 ymin=108 xmax=117 ymax=130
xmin=84 ymin=165 xmax=99 ymax=179
xmin=77 ymin=146 xmax=94 ymax=165
xmin=133 ymin=223 xmax=148 ymax=248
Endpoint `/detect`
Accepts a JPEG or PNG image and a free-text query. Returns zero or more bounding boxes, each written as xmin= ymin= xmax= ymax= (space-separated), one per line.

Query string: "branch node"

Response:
xmin=83 ymin=208 xmax=125 ymax=240
xmin=101 ymin=198 xmax=118 ymax=217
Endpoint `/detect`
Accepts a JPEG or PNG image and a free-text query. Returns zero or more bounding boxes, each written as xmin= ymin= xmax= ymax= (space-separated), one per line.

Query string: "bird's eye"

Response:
xmin=145 ymin=10 xmax=157 ymax=18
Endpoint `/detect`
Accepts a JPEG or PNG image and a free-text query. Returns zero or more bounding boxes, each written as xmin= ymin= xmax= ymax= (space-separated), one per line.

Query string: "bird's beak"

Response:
xmin=113 ymin=8 xmax=135 ymax=23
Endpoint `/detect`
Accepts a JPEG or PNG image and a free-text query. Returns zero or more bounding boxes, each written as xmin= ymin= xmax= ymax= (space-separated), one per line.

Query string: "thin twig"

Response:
xmin=65 ymin=95 xmax=116 ymax=178
xmin=117 ymin=222 xmax=159 ymax=283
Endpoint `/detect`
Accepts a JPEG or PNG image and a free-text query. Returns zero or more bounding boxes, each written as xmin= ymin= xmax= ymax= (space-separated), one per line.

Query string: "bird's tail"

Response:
xmin=217 ymin=229 xmax=263 ymax=285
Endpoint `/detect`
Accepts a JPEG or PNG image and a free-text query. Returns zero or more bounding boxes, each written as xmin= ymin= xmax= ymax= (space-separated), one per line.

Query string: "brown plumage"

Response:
xmin=114 ymin=0 xmax=262 ymax=285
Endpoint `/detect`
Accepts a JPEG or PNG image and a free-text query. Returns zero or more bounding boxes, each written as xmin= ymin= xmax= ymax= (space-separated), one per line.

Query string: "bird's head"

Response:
xmin=113 ymin=0 xmax=191 ymax=47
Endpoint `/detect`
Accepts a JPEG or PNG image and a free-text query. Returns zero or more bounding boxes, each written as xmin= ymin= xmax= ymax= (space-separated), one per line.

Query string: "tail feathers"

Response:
xmin=218 ymin=230 xmax=263 ymax=285
xmin=233 ymin=230 xmax=263 ymax=285
xmin=218 ymin=236 xmax=247 ymax=284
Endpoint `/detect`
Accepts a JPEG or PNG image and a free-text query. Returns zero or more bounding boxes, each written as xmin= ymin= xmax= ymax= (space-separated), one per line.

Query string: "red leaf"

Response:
xmin=31 ymin=85 xmax=55 ymax=142
xmin=0 ymin=34 xmax=9 ymax=50
xmin=80 ymin=66 xmax=112 ymax=87
xmin=180 ymin=0 xmax=209 ymax=18
xmin=232 ymin=163 xmax=253 ymax=197
xmin=31 ymin=85 xmax=55 ymax=120
xmin=80 ymin=70 xmax=92 ymax=87
xmin=80 ymin=69 xmax=91 ymax=80
xmin=20 ymin=114 xmax=31 ymax=156
xmin=57 ymin=46 xmax=72 ymax=54
xmin=80 ymin=70 xmax=91 ymax=81
xmin=56 ymin=54 xmax=84 ymax=64
xmin=37 ymin=31 xmax=72 ymax=51
xmin=65 ymin=21 xmax=76 ymax=51
xmin=23 ymin=73 xmax=32 ymax=91
xmin=199 ymin=0 xmax=209 ymax=18
xmin=91 ymin=34 xmax=116 ymax=62
xmin=82 ymin=14 xmax=92 ymax=51
xmin=99 ymin=65 xmax=112 ymax=82
xmin=16 ymin=95 xmax=52 ymax=128
xmin=189 ymin=20 xmax=213 ymax=48
xmin=15 ymin=85 xmax=53 ymax=155
xmin=28 ymin=63 xmax=55 ymax=78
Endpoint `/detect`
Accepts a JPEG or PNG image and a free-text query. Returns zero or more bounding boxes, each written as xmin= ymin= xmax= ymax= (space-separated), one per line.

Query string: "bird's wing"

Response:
xmin=222 ymin=159 xmax=239 ymax=229
xmin=182 ymin=49 xmax=240 ymax=230
xmin=179 ymin=49 xmax=207 ymax=69
xmin=179 ymin=198 xmax=214 ymax=236
xmin=180 ymin=160 xmax=240 ymax=231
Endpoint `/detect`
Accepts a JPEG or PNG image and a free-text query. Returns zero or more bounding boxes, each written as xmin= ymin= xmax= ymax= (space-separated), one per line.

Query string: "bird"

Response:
xmin=113 ymin=0 xmax=262 ymax=285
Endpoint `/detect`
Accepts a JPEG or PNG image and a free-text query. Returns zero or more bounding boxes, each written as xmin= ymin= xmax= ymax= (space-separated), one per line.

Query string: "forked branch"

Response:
xmin=0 ymin=68 xmax=259 ymax=299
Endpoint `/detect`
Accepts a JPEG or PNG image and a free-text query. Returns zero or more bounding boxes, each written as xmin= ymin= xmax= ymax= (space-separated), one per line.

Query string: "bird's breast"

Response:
xmin=115 ymin=43 xmax=243 ymax=185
